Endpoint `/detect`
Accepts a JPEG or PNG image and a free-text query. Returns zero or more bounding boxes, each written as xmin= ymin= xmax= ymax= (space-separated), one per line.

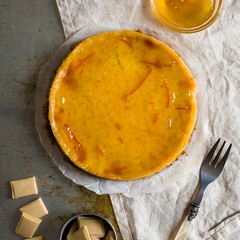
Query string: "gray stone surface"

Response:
xmin=0 ymin=0 xmax=121 ymax=239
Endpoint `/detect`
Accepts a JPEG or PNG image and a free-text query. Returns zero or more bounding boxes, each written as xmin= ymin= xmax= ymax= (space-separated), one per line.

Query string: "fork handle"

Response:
xmin=187 ymin=202 xmax=200 ymax=221
xmin=173 ymin=215 xmax=191 ymax=240
xmin=173 ymin=203 xmax=200 ymax=240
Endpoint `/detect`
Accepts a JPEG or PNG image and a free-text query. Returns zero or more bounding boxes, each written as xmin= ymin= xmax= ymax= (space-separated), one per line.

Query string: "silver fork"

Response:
xmin=173 ymin=138 xmax=232 ymax=240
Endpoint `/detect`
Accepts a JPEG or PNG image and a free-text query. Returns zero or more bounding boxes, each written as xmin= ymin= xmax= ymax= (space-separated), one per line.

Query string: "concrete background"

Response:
xmin=0 ymin=0 xmax=122 ymax=239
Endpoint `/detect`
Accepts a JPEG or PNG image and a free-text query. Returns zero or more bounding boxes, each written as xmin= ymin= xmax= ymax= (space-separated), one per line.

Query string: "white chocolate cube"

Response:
xmin=15 ymin=212 xmax=42 ymax=238
xmin=77 ymin=217 xmax=105 ymax=238
xmin=104 ymin=230 xmax=115 ymax=240
xmin=67 ymin=225 xmax=91 ymax=240
xmin=11 ymin=176 xmax=38 ymax=199
xmin=90 ymin=235 xmax=100 ymax=240
xmin=68 ymin=220 xmax=79 ymax=236
xmin=25 ymin=235 xmax=44 ymax=240
xmin=20 ymin=198 xmax=48 ymax=218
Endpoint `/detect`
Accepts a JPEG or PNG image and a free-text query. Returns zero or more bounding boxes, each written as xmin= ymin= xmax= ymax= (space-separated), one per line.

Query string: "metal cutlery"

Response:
xmin=173 ymin=138 xmax=232 ymax=240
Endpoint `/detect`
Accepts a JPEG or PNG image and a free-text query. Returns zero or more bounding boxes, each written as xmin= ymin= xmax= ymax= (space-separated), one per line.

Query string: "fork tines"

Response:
xmin=206 ymin=138 xmax=232 ymax=169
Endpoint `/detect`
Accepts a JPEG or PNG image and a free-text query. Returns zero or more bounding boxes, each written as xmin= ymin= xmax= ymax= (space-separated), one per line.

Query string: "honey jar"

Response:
xmin=151 ymin=0 xmax=223 ymax=33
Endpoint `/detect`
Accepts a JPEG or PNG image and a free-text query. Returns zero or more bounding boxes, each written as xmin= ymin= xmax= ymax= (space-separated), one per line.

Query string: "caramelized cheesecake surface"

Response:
xmin=49 ymin=30 xmax=197 ymax=180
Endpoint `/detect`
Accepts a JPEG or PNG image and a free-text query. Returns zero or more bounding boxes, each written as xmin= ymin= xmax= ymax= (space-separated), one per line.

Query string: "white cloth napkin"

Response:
xmin=55 ymin=0 xmax=240 ymax=239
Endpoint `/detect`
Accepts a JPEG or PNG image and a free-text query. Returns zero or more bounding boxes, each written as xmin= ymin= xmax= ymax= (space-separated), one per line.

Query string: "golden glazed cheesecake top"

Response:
xmin=49 ymin=30 xmax=197 ymax=180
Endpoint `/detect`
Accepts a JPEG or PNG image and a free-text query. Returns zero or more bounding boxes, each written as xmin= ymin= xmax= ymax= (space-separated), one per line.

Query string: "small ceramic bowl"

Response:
xmin=60 ymin=213 xmax=118 ymax=240
xmin=150 ymin=0 xmax=223 ymax=33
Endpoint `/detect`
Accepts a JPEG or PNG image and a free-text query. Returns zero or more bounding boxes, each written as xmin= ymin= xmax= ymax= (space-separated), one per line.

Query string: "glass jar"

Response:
xmin=151 ymin=0 xmax=223 ymax=33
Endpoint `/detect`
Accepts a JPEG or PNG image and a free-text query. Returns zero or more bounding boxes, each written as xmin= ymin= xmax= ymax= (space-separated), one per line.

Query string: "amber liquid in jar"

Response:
xmin=152 ymin=0 xmax=214 ymax=28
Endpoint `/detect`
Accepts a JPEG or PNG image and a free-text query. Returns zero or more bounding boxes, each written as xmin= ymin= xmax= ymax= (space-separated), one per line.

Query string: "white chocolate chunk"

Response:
xmin=77 ymin=217 xmax=105 ymax=238
xmin=67 ymin=225 xmax=91 ymax=240
xmin=20 ymin=198 xmax=48 ymax=218
xmin=11 ymin=176 xmax=38 ymax=199
xmin=90 ymin=235 xmax=100 ymax=240
xmin=15 ymin=212 xmax=42 ymax=238
xmin=68 ymin=220 xmax=79 ymax=236
xmin=25 ymin=235 xmax=44 ymax=240
xmin=104 ymin=230 xmax=115 ymax=240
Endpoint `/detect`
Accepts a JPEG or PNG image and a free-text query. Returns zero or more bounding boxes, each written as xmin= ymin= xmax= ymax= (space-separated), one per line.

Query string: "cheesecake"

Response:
xmin=48 ymin=30 xmax=197 ymax=180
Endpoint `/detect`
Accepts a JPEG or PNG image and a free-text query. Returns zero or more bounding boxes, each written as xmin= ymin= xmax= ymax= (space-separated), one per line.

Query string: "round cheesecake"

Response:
xmin=49 ymin=30 xmax=197 ymax=180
